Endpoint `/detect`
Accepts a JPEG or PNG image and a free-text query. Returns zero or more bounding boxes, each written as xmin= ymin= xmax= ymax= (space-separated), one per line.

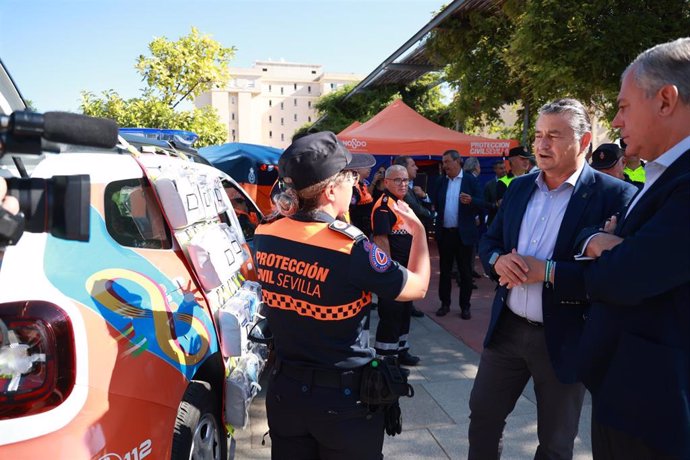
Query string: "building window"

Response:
xmin=269 ymin=115 xmax=272 ymax=123
xmin=308 ymin=86 xmax=311 ymax=93
xmin=293 ymin=114 xmax=297 ymax=122
xmin=269 ymin=85 xmax=272 ymax=92
xmin=294 ymin=98 xmax=298 ymax=107
xmin=281 ymin=133 xmax=285 ymax=141
xmin=280 ymin=102 xmax=284 ymax=110
xmin=330 ymin=83 xmax=336 ymax=89
xmin=311 ymin=70 xmax=316 ymax=74
xmin=308 ymin=116 xmax=312 ymax=122
xmin=280 ymin=117 xmax=284 ymax=126
xmin=280 ymin=87 xmax=284 ymax=95
xmin=269 ymin=100 xmax=272 ymax=107
xmin=262 ymin=68 xmax=267 ymax=72
xmin=308 ymin=101 xmax=312 ymax=109
xmin=231 ymin=96 xmax=235 ymax=104
xmin=269 ymin=131 xmax=272 ymax=139
xmin=293 ymin=83 xmax=297 ymax=90
xmin=231 ymin=113 xmax=235 ymax=121
xmin=231 ymin=129 xmax=236 ymax=141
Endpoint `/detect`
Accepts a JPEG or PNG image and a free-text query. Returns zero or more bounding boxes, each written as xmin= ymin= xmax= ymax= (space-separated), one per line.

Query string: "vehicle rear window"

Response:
xmin=105 ymin=179 xmax=172 ymax=249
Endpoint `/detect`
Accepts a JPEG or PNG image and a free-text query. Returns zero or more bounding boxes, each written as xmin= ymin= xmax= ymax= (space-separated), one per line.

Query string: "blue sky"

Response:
xmin=1 ymin=0 xmax=447 ymax=112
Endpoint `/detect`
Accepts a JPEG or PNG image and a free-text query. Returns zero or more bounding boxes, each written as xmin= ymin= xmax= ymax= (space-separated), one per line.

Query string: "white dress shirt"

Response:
xmin=443 ymin=171 xmax=463 ymax=228
xmin=626 ymin=134 xmax=690 ymax=216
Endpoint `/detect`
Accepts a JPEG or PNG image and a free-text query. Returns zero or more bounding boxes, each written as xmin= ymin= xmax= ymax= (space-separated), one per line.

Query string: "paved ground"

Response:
xmin=234 ymin=243 xmax=594 ymax=459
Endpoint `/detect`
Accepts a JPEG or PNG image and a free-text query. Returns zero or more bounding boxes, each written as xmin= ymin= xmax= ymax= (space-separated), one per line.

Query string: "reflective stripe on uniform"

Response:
xmin=262 ymin=289 xmax=372 ymax=321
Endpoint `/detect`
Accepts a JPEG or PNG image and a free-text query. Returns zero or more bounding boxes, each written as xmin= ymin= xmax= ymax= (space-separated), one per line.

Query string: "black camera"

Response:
xmin=0 ymin=110 xmax=118 ymax=245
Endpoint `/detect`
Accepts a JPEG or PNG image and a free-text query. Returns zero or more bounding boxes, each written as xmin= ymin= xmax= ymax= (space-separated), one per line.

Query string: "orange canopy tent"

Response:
xmin=337 ymin=99 xmax=518 ymax=157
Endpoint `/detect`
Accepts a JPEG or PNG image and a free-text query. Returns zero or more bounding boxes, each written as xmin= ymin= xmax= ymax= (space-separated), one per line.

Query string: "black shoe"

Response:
xmin=410 ymin=306 xmax=424 ymax=317
xmin=460 ymin=309 xmax=472 ymax=320
xmin=435 ymin=306 xmax=450 ymax=317
xmin=472 ymin=270 xmax=482 ymax=278
xmin=398 ymin=350 xmax=421 ymax=366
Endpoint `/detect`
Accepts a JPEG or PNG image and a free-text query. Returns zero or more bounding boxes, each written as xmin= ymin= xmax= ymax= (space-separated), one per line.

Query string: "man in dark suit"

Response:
xmin=577 ymin=38 xmax=690 ymax=459
xmin=483 ymin=159 xmax=506 ymax=227
xmin=432 ymin=150 xmax=483 ymax=319
xmin=469 ymin=98 xmax=637 ymax=459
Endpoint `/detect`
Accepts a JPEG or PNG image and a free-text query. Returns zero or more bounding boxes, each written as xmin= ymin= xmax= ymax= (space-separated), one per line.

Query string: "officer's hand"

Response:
xmin=460 ymin=192 xmax=472 ymax=205
xmin=0 ymin=178 xmax=19 ymax=215
xmin=495 ymin=249 xmax=529 ymax=288
xmin=392 ymin=200 xmax=424 ymax=236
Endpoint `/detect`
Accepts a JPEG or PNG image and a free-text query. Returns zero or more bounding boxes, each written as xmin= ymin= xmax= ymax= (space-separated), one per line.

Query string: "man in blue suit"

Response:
xmin=432 ymin=150 xmax=482 ymax=319
xmin=469 ymin=98 xmax=636 ymax=459
xmin=578 ymin=38 xmax=690 ymax=459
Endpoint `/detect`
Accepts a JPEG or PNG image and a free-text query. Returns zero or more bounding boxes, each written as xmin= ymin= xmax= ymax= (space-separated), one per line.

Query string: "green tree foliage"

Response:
xmin=427 ymin=0 xmax=690 ymax=137
xmin=81 ymin=28 xmax=235 ymax=147
xmin=295 ymin=74 xmax=451 ymax=137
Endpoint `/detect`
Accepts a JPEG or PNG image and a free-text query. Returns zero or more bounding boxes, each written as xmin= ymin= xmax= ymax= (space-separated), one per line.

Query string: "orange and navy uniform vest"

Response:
xmin=254 ymin=212 xmax=406 ymax=369
xmin=371 ymin=191 xmax=413 ymax=267
xmin=349 ymin=179 xmax=374 ymax=236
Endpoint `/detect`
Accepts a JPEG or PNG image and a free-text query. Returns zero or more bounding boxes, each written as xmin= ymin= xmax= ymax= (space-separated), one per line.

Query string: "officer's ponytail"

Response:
xmin=265 ymin=173 xmax=345 ymax=223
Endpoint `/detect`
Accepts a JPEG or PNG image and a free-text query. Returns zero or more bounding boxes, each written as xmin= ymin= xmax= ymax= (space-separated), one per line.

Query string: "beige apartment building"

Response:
xmin=195 ymin=61 xmax=363 ymax=149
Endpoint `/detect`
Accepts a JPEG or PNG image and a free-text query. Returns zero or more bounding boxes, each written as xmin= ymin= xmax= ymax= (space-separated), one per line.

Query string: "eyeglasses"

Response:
xmin=386 ymin=177 xmax=410 ymax=186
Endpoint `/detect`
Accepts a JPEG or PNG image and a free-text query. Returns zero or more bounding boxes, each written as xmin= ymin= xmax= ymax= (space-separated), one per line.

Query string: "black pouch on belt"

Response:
xmin=360 ymin=357 xmax=414 ymax=406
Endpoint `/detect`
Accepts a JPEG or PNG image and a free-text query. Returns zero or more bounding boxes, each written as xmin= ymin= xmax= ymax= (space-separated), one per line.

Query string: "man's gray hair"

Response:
xmin=463 ymin=157 xmax=480 ymax=173
xmin=626 ymin=37 xmax=690 ymax=105
xmin=385 ymin=164 xmax=407 ymax=178
xmin=538 ymin=98 xmax=592 ymax=141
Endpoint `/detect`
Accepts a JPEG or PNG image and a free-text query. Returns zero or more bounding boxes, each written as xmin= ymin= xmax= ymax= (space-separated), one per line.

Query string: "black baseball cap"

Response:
xmin=279 ymin=131 xmax=375 ymax=190
xmin=591 ymin=143 xmax=623 ymax=170
xmin=507 ymin=146 xmax=533 ymax=159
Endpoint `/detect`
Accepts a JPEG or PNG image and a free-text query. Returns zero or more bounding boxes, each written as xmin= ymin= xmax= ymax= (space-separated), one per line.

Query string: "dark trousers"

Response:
xmin=374 ymin=298 xmax=412 ymax=356
xmin=591 ymin=416 xmax=681 ymax=460
xmin=267 ymin=372 xmax=385 ymax=460
xmin=437 ymin=228 xmax=473 ymax=310
xmin=468 ymin=310 xmax=585 ymax=460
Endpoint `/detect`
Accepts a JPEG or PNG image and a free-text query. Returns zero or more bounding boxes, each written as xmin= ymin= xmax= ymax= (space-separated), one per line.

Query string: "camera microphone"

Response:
xmin=5 ymin=111 xmax=119 ymax=150
xmin=43 ymin=112 xmax=119 ymax=148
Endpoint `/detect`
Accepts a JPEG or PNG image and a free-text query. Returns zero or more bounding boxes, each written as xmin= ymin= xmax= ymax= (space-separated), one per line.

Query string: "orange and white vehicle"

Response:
xmin=0 ymin=66 xmax=268 ymax=459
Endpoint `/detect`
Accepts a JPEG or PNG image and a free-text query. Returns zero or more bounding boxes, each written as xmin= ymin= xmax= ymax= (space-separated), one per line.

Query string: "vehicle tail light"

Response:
xmin=0 ymin=301 xmax=76 ymax=420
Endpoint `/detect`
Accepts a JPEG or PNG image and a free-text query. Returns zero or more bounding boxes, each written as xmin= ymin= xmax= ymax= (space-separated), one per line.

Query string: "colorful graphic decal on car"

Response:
xmin=43 ymin=209 xmax=217 ymax=379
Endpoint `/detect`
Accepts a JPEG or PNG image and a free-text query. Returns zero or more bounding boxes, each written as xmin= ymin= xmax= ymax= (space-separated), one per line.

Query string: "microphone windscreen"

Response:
xmin=43 ymin=112 xmax=119 ymax=149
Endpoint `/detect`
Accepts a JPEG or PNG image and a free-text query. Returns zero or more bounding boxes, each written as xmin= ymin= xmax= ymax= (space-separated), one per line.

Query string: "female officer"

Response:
xmin=254 ymin=131 xmax=430 ymax=460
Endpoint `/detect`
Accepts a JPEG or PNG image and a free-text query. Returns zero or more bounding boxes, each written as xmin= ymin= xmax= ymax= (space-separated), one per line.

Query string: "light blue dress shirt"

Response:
xmin=507 ymin=162 xmax=585 ymax=322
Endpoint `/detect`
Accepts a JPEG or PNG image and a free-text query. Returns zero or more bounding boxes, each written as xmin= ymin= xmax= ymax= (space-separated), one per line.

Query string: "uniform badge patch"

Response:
xmin=368 ymin=243 xmax=391 ymax=272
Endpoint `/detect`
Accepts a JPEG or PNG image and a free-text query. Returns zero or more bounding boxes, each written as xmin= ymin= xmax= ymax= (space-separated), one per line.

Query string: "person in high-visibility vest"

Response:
xmin=623 ymin=152 xmax=646 ymax=186
xmin=496 ymin=145 xmax=535 ymax=202
xmin=255 ymin=132 xmax=430 ymax=459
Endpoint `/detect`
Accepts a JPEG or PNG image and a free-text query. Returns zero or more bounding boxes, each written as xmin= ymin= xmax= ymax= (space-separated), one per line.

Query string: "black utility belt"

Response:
xmin=277 ymin=361 xmax=363 ymax=390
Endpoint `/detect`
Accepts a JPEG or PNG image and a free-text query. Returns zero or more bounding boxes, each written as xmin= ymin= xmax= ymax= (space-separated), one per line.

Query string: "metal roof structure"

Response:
xmin=341 ymin=0 xmax=502 ymax=101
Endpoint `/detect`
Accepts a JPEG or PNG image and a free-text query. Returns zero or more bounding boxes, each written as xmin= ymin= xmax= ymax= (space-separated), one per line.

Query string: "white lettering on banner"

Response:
xmin=470 ymin=141 xmax=512 ymax=156
xmin=342 ymin=138 xmax=367 ymax=150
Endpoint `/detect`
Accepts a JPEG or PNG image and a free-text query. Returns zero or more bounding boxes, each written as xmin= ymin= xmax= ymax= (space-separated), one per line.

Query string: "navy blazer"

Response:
xmin=433 ymin=172 xmax=483 ymax=245
xmin=479 ymin=165 xmax=636 ymax=384
xmin=577 ymin=150 xmax=690 ymax=457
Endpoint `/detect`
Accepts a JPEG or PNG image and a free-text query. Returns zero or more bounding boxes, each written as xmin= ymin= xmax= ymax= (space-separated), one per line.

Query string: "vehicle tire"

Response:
xmin=172 ymin=380 xmax=227 ymax=460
